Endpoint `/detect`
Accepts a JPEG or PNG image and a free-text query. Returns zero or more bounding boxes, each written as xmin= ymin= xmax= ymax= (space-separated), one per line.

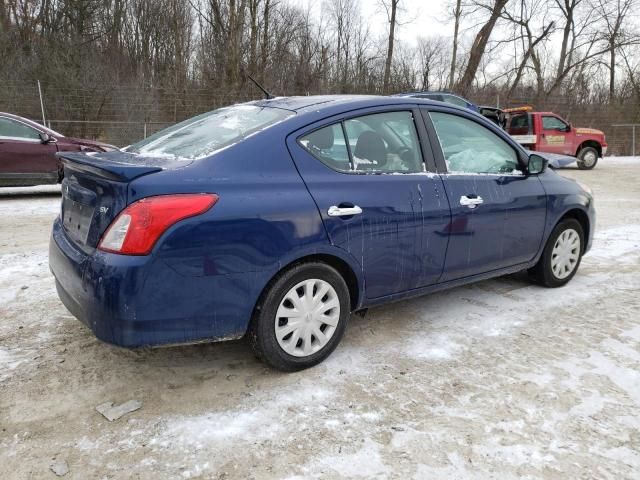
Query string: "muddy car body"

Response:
xmin=49 ymin=95 xmax=595 ymax=370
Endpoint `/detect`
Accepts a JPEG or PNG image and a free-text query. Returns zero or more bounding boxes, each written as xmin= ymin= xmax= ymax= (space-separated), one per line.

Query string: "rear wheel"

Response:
xmin=577 ymin=146 xmax=598 ymax=170
xmin=249 ymin=262 xmax=350 ymax=371
xmin=529 ymin=218 xmax=584 ymax=287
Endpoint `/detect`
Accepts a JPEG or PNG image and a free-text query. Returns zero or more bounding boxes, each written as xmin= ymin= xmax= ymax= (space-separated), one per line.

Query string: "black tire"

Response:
xmin=248 ymin=262 xmax=350 ymax=371
xmin=577 ymin=146 xmax=599 ymax=170
xmin=529 ymin=218 xmax=584 ymax=288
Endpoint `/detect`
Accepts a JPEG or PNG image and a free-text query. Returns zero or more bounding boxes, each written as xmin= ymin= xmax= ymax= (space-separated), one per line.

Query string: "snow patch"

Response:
xmin=0 ymin=195 xmax=60 ymax=216
xmin=0 ymin=252 xmax=54 ymax=306
xmin=303 ymin=438 xmax=390 ymax=478
xmin=150 ymin=384 xmax=333 ymax=451
xmin=589 ymin=224 xmax=640 ymax=262
xmin=0 ymin=348 xmax=27 ymax=382
xmin=604 ymin=156 xmax=640 ymax=164
xmin=406 ymin=334 xmax=464 ymax=360
xmin=0 ymin=184 xmax=61 ymax=196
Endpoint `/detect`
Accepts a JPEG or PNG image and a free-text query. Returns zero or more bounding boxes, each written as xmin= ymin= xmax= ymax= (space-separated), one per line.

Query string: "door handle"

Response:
xmin=459 ymin=195 xmax=484 ymax=209
xmin=328 ymin=205 xmax=363 ymax=217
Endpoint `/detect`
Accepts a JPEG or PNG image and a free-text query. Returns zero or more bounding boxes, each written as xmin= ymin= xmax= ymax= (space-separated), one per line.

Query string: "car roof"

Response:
xmin=247 ymin=94 xmax=474 ymax=129
xmin=245 ymin=95 xmax=456 ymax=128
xmin=249 ymin=94 xmax=445 ymax=112
xmin=393 ymin=91 xmax=463 ymax=98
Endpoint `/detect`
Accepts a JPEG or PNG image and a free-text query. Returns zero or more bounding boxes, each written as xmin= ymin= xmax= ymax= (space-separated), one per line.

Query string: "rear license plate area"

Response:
xmin=62 ymin=198 xmax=94 ymax=245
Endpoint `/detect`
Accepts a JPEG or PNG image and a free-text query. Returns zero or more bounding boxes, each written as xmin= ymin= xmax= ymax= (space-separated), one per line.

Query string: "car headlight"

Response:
xmin=576 ymin=180 xmax=593 ymax=196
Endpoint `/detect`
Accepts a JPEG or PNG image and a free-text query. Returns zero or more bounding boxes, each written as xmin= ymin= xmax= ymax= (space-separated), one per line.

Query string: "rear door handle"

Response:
xmin=328 ymin=205 xmax=363 ymax=217
xmin=459 ymin=195 xmax=484 ymax=209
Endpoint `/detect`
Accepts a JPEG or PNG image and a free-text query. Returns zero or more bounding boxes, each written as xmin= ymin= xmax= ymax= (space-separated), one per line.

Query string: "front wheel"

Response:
xmin=249 ymin=262 xmax=350 ymax=371
xmin=577 ymin=146 xmax=599 ymax=170
xmin=529 ymin=219 xmax=584 ymax=287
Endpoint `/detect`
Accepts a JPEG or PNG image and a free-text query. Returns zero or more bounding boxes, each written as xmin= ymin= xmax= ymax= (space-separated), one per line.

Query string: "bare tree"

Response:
xmin=593 ymin=0 xmax=639 ymax=101
xmin=455 ymin=0 xmax=511 ymax=93
xmin=417 ymin=36 xmax=450 ymax=90
xmin=448 ymin=0 xmax=463 ymax=89
xmin=501 ymin=0 xmax=555 ymax=99
xmin=381 ymin=0 xmax=401 ymax=93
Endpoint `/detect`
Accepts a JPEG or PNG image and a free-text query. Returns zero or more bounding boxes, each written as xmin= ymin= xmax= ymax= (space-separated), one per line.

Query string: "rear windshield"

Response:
xmin=126 ymin=105 xmax=293 ymax=159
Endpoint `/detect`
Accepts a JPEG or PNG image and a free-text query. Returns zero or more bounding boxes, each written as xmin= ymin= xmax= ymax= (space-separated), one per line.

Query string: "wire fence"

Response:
xmin=45 ymin=120 xmax=175 ymax=147
xmin=610 ymin=124 xmax=639 ymax=157
xmin=2 ymin=81 xmax=639 ymax=154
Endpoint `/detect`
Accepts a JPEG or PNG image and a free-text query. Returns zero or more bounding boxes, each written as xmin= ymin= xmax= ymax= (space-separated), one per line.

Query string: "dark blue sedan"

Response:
xmin=49 ymin=96 xmax=595 ymax=371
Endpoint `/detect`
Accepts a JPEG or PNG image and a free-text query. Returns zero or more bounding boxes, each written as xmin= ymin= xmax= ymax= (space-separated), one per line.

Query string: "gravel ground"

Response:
xmin=1 ymin=159 xmax=639 ymax=479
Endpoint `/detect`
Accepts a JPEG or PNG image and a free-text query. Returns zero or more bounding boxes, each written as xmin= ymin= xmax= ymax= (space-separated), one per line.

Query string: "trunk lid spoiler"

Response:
xmin=57 ymin=151 xmax=192 ymax=182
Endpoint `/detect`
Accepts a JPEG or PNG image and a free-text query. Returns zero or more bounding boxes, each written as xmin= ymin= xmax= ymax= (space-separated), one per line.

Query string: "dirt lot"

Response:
xmin=1 ymin=159 xmax=639 ymax=480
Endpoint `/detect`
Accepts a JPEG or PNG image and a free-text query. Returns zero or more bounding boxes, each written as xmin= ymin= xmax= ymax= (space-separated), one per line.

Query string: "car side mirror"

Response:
xmin=528 ymin=154 xmax=547 ymax=175
xmin=39 ymin=132 xmax=56 ymax=144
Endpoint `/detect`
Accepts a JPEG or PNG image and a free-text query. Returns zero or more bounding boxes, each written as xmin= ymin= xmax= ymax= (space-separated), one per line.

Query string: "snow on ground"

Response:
xmin=0 ymin=184 xmax=61 ymax=196
xmin=0 ymin=160 xmax=639 ymax=479
xmin=604 ymin=156 xmax=640 ymax=164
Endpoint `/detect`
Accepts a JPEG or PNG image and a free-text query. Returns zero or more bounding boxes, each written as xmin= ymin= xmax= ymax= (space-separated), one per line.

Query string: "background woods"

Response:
xmin=0 ymin=0 xmax=639 ymax=151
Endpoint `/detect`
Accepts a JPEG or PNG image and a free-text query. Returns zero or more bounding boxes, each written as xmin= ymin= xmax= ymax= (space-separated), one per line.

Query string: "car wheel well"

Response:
xmin=256 ymin=254 xmax=360 ymax=315
xmin=576 ymin=140 xmax=601 ymax=157
xmin=558 ymin=209 xmax=589 ymax=252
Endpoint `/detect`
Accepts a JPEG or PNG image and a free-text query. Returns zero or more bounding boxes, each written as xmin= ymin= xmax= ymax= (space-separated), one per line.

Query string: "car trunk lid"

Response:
xmin=59 ymin=151 xmax=191 ymax=252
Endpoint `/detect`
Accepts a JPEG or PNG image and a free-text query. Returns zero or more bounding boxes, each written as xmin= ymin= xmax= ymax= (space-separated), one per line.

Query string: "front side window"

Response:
xmin=127 ymin=105 xmax=294 ymax=159
xmin=542 ymin=116 xmax=568 ymax=131
xmin=430 ymin=112 xmax=520 ymax=174
xmin=0 ymin=117 xmax=41 ymax=140
xmin=300 ymin=111 xmax=424 ymax=174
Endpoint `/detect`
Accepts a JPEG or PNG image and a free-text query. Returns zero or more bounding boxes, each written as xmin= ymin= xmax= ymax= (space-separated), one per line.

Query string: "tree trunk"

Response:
xmin=260 ymin=0 xmax=270 ymax=80
xmin=555 ymin=0 xmax=575 ymax=81
xmin=448 ymin=0 xmax=462 ymax=90
xmin=455 ymin=0 xmax=509 ymax=94
xmin=382 ymin=0 xmax=398 ymax=94
xmin=507 ymin=22 xmax=554 ymax=100
xmin=609 ymin=40 xmax=616 ymax=102
xmin=249 ymin=0 xmax=260 ymax=75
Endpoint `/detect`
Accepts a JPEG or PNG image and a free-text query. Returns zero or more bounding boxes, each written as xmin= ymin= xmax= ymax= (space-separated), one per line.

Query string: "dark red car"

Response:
xmin=0 ymin=112 xmax=116 ymax=187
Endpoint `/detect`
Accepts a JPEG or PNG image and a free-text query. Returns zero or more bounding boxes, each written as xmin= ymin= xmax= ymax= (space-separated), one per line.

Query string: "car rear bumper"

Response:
xmin=49 ymin=217 xmax=266 ymax=348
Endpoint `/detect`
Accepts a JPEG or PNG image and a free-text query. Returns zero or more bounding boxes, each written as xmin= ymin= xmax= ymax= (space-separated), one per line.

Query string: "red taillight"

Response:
xmin=98 ymin=194 xmax=218 ymax=255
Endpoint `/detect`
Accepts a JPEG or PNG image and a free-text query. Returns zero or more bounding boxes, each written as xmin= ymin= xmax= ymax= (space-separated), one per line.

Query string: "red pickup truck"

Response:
xmin=504 ymin=107 xmax=607 ymax=170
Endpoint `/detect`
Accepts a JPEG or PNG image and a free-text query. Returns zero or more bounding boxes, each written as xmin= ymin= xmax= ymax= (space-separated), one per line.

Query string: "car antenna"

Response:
xmin=246 ymin=74 xmax=274 ymax=100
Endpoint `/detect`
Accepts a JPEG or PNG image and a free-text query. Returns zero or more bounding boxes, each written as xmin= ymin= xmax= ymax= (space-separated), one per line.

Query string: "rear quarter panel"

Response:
xmin=126 ymin=125 xmax=365 ymax=332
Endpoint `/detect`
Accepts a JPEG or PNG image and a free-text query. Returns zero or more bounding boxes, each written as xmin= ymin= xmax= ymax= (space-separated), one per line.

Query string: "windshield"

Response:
xmin=126 ymin=105 xmax=293 ymax=159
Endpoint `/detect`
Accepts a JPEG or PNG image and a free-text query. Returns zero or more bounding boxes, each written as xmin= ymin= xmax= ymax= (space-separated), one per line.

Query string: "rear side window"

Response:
xmin=299 ymin=124 xmax=351 ymax=172
xmin=0 ymin=117 xmax=40 ymax=140
xmin=430 ymin=112 xmax=520 ymax=174
xmin=299 ymin=111 xmax=424 ymax=174
xmin=127 ymin=105 xmax=293 ymax=159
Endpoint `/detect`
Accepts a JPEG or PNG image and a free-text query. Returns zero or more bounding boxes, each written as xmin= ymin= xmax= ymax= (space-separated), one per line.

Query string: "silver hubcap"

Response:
xmin=551 ymin=228 xmax=581 ymax=279
xmin=582 ymin=151 xmax=597 ymax=167
xmin=275 ymin=279 xmax=340 ymax=357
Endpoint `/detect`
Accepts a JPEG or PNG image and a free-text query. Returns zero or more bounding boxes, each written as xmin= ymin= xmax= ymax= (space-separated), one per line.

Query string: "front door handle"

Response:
xmin=459 ymin=195 xmax=484 ymax=209
xmin=328 ymin=205 xmax=363 ymax=217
